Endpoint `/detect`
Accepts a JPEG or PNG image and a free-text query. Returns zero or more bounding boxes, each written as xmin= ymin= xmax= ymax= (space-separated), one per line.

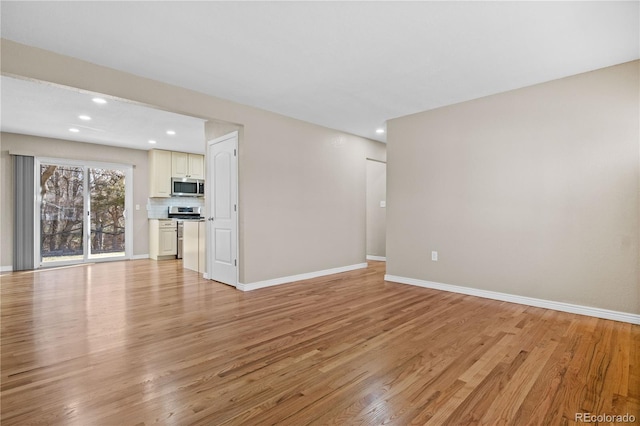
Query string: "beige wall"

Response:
xmin=0 ymin=133 xmax=151 ymax=267
xmin=1 ymin=40 xmax=386 ymax=282
xmin=205 ymin=120 xmax=243 ymax=141
xmin=240 ymin=112 xmax=385 ymax=282
xmin=387 ymin=61 xmax=639 ymax=314
xmin=366 ymin=160 xmax=386 ymax=258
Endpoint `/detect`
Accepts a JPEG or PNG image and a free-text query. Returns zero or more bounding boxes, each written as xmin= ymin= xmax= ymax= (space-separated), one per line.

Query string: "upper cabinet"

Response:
xmin=149 ymin=150 xmax=205 ymax=198
xmin=149 ymin=149 xmax=172 ymax=198
xmin=171 ymin=152 xmax=188 ymax=178
xmin=172 ymin=152 xmax=204 ymax=179
xmin=188 ymin=154 xmax=205 ymax=179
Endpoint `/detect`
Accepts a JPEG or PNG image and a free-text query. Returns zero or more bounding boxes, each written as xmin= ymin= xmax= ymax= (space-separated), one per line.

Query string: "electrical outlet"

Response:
xmin=431 ymin=251 xmax=438 ymax=261
xmin=135 ymin=204 xmax=140 ymax=210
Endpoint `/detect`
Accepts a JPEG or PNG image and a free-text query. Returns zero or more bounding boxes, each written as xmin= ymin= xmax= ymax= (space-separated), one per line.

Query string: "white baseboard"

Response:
xmin=384 ymin=274 xmax=640 ymax=325
xmin=366 ymin=255 xmax=386 ymax=261
xmin=203 ymin=273 xmax=209 ymax=280
xmin=238 ymin=263 xmax=368 ymax=292
xmin=1 ymin=265 xmax=13 ymax=273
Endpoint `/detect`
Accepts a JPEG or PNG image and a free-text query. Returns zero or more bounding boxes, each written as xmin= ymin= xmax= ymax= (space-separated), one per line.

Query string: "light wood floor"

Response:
xmin=1 ymin=260 xmax=638 ymax=425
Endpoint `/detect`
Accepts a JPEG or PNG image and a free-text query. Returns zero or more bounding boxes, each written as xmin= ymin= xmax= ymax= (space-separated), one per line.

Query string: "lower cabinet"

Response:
xmin=149 ymin=219 xmax=177 ymax=260
xmin=183 ymin=221 xmax=206 ymax=273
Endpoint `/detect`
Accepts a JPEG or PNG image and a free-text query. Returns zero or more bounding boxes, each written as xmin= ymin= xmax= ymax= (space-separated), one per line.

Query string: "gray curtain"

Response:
xmin=13 ymin=155 xmax=35 ymax=271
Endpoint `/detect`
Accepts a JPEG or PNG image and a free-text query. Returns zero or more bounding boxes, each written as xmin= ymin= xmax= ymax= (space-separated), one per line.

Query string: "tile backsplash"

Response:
xmin=147 ymin=197 xmax=206 ymax=219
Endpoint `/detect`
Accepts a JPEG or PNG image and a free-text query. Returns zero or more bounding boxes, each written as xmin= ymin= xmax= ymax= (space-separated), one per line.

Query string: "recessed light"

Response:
xmin=375 ymin=128 xmax=385 ymax=134
xmin=78 ymin=115 xmax=92 ymax=121
xmin=166 ymin=130 xmax=176 ymax=135
xmin=148 ymin=140 xmax=157 ymax=144
xmin=69 ymin=128 xmax=80 ymax=133
xmin=92 ymin=97 xmax=107 ymax=104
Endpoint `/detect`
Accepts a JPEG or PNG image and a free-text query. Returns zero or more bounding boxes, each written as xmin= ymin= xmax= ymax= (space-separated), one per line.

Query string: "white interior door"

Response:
xmin=206 ymin=132 xmax=238 ymax=286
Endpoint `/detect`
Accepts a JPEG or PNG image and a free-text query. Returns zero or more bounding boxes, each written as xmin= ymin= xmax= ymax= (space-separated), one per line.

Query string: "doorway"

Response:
xmin=36 ymin=158 xmax=133 ymax=267
xmin=366 ymin=159 xmax=387 ymax=261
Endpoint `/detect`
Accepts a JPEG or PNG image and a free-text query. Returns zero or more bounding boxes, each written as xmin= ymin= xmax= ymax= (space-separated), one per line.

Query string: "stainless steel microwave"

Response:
xmin=171 ymin=178 xmax=204 ymax=197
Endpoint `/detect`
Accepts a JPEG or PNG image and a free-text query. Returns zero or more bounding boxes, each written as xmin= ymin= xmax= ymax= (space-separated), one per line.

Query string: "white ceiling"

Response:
xmin=1 ymin=1 xmax=638 ymax=145
xmin=1 ymin=76 xmax=208 ymax=153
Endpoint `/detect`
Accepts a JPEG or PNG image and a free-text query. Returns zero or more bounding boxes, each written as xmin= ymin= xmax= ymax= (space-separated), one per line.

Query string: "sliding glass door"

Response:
xmin=88 ymin=168 xmax=126 ymax=259
xmin=40 ymin=164 xmax=85 ymax=264
xmin=37 ymin=159 xmax=132 ymax=266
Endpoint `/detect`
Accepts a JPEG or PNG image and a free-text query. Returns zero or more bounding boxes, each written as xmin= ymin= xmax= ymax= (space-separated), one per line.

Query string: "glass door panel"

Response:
xmin=40 ymin=164 xmax=85 ymax=263
xmin=88 ymin=168 xmax=126 ymax=259
xmin=38 ymin=160 xmax=130 ymax=267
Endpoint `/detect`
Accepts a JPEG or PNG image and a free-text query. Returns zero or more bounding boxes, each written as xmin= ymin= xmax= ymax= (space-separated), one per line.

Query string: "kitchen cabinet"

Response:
xmin=183 ymin=221 xmax=206 ymax=273
xmin=188 ymin=154 xmax=205 ymax=179
xmin=148 ymin=149 xmax=172 ymax=198
xmin=150 ymin=150 xmax=205 ymax=198
xmin=172 ymin=152 xmax=204 ymax=179
xmin=149 ymin=219 xmax=177 ymax=260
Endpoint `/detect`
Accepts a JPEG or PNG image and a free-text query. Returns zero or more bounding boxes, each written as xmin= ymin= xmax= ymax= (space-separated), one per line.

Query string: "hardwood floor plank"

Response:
xmin=1 ymin=259 xmax=637 ymax=425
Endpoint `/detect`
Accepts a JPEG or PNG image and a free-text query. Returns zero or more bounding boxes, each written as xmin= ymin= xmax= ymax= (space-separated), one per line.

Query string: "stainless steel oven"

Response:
xmin=176 ymin=221 xmax=185 ymax=259
xmin=168 ymin=206 xmax=203 ymax=259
